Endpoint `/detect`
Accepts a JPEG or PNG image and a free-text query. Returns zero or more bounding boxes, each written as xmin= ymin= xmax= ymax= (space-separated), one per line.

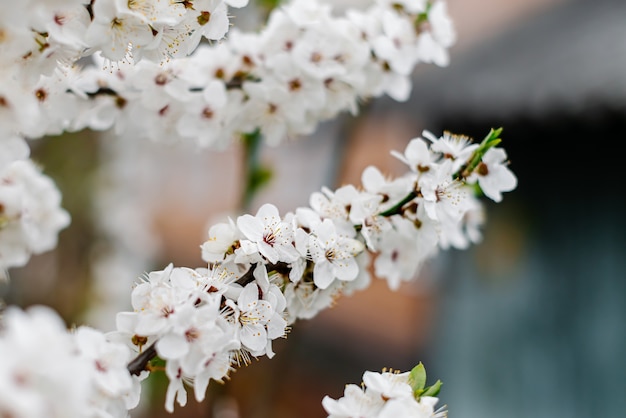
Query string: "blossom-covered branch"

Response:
xmin=0 ymin=0 xmax=251 ymax=139
xmin=1 ymin=0 xmax=455 ymax=147
xmin=71 ymin=0 xmax=455 ymax=147
xmin=113 ymin=128 xmax=516 ymax=412
xmin=0 ymin=125 xmax=517 ymax=416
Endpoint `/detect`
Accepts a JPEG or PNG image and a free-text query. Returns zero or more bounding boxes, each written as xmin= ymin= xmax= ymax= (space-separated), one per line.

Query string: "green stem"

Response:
xmin=378 ymin=190 xmax=418 ymax=217
xmin=378 ymin=128 xmax=504 ymax=218
xmin=259 ymin=0 xmax=283 ymax=17
xmin=455 ymin=127 xmax=503 ymax=180
xmin=240 ymin=130 xmax=272 ymax=212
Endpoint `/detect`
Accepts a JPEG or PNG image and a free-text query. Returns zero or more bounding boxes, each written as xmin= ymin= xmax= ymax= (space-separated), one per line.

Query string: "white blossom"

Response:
xmin=468 ymin=147 xmax=518 ymax=202
xmin=0 ymin=157 xmax=71 ymax=275
xmin=236 ymin=203 xmax=300 ymax=264
xmin=308 ymin=218 xmax=365 ymax=289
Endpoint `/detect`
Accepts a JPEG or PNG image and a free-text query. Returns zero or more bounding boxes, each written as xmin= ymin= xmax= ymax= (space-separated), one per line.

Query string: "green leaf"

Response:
xmin=408 ymin=363 xmax=444 ymax=401
xmin=422 ymin=379 xmax=443 ymax=397
xmin=409 ymin=362 xmax=427 ymax=394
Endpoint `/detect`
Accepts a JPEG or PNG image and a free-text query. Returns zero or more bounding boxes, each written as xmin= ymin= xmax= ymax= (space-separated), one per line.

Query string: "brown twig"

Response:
xmin=127 ymin=342 xmax=158 ymax=376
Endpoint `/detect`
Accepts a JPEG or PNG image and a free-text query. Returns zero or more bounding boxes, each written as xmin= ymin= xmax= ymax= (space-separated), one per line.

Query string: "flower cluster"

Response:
xmin=86 ymin=0 xmax=249 ymax=64
xmin=0 ymin=137 xmax=71 ymax=276
xmin=113 ymin=128 xmax=516 ymax=411
xmin=0 ymin=305 xmax=142 ymax=418
xmin=2 ymin=0 xmax=456 ymax=147
xmin=322 ymin=365 xmax=446 ymax=418
xmin=0 ymin=0 xmax=247 ymax=68
xmin=116 ymin=263 xmax=259 ymax=412
xmin=0 ymin=0 xmax=248 ymax=140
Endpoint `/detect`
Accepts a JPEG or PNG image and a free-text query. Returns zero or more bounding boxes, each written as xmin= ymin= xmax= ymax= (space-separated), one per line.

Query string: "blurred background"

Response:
xmin=2 ymin=0 xmax=626 ymax=417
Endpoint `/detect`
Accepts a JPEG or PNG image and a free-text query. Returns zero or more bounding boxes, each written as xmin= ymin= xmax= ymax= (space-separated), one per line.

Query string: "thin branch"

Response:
xmin=127 ymin=342 xmax=158 ymax=376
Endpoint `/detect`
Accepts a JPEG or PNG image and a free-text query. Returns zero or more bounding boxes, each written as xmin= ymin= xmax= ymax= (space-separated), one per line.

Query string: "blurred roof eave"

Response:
xmin=396 ymin=0 xmax=626 ymax=122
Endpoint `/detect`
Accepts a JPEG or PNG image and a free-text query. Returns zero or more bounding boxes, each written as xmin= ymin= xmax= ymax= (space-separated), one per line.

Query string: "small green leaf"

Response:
xmin=409 ymin=362 xmax=427 ymax=393
xmin=422 ymin=379 xmax=443 ymax=397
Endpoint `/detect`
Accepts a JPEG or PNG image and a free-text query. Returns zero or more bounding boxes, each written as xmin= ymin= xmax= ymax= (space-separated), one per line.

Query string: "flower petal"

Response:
xmin=157 ymin=334 xmax=189 ymax=359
